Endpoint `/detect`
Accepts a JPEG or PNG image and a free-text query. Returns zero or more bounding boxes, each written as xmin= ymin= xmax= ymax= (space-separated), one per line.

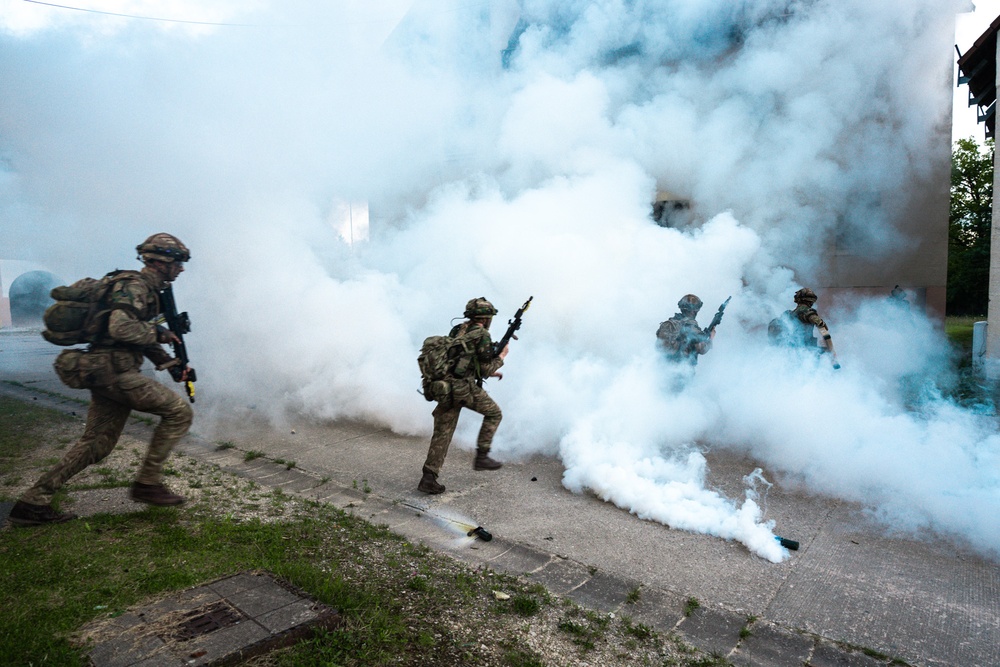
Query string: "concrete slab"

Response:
xmin=766 ymin=504 xmax=1000 ymax=667
xmin=675 ymin=605 xmax=745 ymax=658
xmin=526 ymin=556 xmax=591 ymax=595
xmin=729 ymin=621 xmax=813 ymax=667
xmin=616 ymin=585 xmax=688 ymax=633
xmin=809 ymin=640 xmax=888 ymax=667
xmin=565 ymin=570 xmax=640 ymax=613
xmin=486 ymin=543 xmax=557 ymax=576
xmin=78 ymin=572 xmax=341 ymax=667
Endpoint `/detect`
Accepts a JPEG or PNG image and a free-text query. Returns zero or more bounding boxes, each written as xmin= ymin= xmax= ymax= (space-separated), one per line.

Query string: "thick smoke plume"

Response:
xmin=0 ymin=0 xmax=986 ymax=562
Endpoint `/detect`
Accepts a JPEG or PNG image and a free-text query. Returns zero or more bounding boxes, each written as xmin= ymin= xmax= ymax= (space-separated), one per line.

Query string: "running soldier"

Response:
xmin=8 ymin=233 xmax=196 ymax=526
xmin=418 ymin=297 xmax=508 ymax=495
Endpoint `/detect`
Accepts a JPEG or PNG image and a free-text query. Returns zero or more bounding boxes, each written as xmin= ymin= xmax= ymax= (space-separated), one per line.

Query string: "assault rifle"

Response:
xmin=705 ymin=296 xmax=731 ymax=335
xmin=158 ymin=285 xmax=197 ymax=402
xmin=493 ymin=296 xmax=533 ymax=358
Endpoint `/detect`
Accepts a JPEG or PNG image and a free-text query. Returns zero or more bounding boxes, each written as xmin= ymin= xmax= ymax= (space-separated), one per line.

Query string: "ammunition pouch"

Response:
xmin=53 ymin=349 xmax=115 ymax=389
xmin=421 ymin=378 xmax=454 ymax=406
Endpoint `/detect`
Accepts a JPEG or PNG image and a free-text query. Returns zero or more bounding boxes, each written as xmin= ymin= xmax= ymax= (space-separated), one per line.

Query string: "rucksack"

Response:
xmin=768 ymin=310 xmax=814 ymax=347
xmin=416 ymin=327 xmax=489 ymax=402
xmin=41 ymin=270 xmax=143 ymax=346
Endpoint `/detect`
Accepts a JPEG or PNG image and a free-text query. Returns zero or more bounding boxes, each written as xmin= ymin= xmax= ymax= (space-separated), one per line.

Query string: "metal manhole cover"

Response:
xmin=168 ymin=601 xmax=248 ymax=641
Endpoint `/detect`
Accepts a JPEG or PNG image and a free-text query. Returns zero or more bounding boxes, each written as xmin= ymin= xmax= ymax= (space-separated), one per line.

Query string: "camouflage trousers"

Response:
xmin=20 ymin=370 xmax=193 ymax=506
xmin=422 ymin=382 xmax=502 ymax=476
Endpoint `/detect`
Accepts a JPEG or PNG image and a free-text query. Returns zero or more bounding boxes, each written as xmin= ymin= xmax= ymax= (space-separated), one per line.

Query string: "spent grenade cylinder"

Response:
xmin=775 ymin=536 xmax=799 ymax=550
xmin=468 ymin=526 xmax=493 ymax=541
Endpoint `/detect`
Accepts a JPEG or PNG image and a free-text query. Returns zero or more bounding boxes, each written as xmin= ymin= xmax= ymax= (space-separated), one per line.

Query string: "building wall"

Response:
xmin=985 ymin=34 xmax=1000 ymax=376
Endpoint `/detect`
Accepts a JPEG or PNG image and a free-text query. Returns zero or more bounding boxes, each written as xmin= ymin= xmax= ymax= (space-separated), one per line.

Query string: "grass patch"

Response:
xmin=244 ymin=450 xmax=265 ymax=462
xmin=510 ymin=594 xmax=541 ymax=616
xmin=0 ymin=395 xmax=76 ymax=476
xmin=945 ymin=315 xmax=980 ymax=352
xmin=684 ymin=596 xmax=701 ymax=617
xmin=0 ymin=394 xmax=730 ymax=667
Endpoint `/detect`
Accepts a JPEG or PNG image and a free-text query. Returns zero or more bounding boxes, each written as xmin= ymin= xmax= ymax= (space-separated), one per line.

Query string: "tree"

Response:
xmin=948 ymin=137 xmax=994 ymax=316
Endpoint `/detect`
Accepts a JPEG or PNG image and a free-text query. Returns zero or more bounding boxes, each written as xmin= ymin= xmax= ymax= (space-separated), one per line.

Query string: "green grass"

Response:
xmin=0 ymin=393 xmax=776 ymax=667
xmin=0 ymin=395 xmax=76 ymax=480
xmin=945 ymin=316 xmax=979 ymax=355
xmin=1 ymin=494 xmax=555 ymax=667
xmin=684 ymin=596 xmax=701 ymax=617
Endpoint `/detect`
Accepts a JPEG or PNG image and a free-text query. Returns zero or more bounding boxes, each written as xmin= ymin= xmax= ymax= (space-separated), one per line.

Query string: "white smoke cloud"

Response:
xmin=0 ymin=0 xmax=986 ymax=562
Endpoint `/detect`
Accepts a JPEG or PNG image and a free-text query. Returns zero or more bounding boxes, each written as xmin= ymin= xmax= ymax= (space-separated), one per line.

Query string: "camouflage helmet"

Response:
xmin=136 ymin=233 xmax=190 ymax=264
xmin=794 ymin=288 xmax=817 ymax=305
xmin=464 ymin=297 xmax=498 ymax=319
xmin=677 ymin=294 xmax=703 ymax=315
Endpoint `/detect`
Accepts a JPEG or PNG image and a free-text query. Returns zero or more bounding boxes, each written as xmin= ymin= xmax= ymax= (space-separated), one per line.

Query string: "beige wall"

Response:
xmin=985 ymin=35 xmax=1000 ymax=374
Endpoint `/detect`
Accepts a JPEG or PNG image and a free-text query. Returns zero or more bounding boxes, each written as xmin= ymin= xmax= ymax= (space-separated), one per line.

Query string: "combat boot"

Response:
xmin=130 ymin=482 xmax=186 ymax=506
xmin=417 ymin=469 xmax=445 ymax=495
xmin=7 ymin=500 xmax=77 ymax=527
xmin=473 ymin=451 xmax=502 ymax=471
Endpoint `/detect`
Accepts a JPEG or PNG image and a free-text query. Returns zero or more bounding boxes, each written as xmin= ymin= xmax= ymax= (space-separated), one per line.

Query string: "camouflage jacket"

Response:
xmin=656 ymin=314 xmax=711 ymax=364
xmin=448 ymin=321 xmax=504 ymax=381
xmin=768 ymin=305 xmax=825 ymax=348
xmin=92 ymin=268 xmax=173 ymax=367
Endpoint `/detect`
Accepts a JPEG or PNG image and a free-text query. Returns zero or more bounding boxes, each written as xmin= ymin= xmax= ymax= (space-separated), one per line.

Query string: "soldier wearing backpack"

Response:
xmin=417 ymin=297 xmax=508 ymax=495
xmin=767 ymin=288 xmax=841 ymax=368
xmin=656 ymin=294 xmax=714 ymax=366
xmin=8 ymin=233 xmax=196 ymax=526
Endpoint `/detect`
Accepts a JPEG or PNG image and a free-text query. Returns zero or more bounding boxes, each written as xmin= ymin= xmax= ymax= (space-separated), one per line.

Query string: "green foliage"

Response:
xmin=949 ymin=137 xmax=994 ymax=316
xmin=684 ymin=596 xmax=701 ymax=616
xmin=511 ymin=595 xmax=541 ymax=616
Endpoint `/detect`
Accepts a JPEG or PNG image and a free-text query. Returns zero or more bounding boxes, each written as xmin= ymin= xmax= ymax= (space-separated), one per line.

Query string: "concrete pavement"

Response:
xmin=2 ymin=328 xmax=998 ymax=667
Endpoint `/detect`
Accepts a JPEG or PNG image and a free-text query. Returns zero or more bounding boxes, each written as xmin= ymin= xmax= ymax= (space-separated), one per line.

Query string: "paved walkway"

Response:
xmin=2 ymin=329 xmax=998 ymax=667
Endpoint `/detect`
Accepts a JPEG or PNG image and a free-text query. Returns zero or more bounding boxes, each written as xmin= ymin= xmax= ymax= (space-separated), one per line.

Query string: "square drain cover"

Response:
xmin=78 ymin=571 xmax=341 ymax=666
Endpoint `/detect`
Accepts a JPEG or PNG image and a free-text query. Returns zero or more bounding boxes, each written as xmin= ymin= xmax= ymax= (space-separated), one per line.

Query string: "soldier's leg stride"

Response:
xmin=474 ymin=451 xmax=502 ymax=470
xmin=114 ymin=373 xmax=193 ymax=507
xmin=129 ymin=481 xmax=186 ymax=506
xmin=7 ymin=501 xmax=77 ymax=527
xmin=471 ymin=387 xmax=502 ymax=471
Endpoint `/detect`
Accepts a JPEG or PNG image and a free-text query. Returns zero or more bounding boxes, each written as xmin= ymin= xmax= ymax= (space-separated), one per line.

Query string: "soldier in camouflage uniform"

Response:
xmin=768 ymin=288 xmax=831 ymax=350
xmin=656 ymin=294 xmax=714 ymax=366
xmin=8 ymin=233 xmax=196 ymax=526
xmin=418 ymin=297 xmax=508 ymax=495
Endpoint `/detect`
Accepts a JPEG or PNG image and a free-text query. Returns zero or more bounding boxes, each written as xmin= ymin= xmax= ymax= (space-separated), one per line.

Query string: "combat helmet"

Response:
xmin=464 ymin=297 xmax=498 ymax=319
xmin=136 ymin=233 xmax=191 ymax=264
xmin=677 ymin=294 xmax=703 ymax=316
xmin=793 ymin=288 xmax=817 ymax=305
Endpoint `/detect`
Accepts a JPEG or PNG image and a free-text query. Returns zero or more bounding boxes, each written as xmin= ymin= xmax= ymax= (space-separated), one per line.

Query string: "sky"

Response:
xmin=3 ymin=0 xmax=1000 ymax=564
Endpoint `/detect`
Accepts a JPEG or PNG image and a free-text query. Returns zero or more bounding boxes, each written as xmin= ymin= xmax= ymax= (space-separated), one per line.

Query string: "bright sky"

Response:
xmin=3 ymin=0 xmax=1000 ymax=142
xmin=954 ymin=0 xmax=1000 ymax=142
